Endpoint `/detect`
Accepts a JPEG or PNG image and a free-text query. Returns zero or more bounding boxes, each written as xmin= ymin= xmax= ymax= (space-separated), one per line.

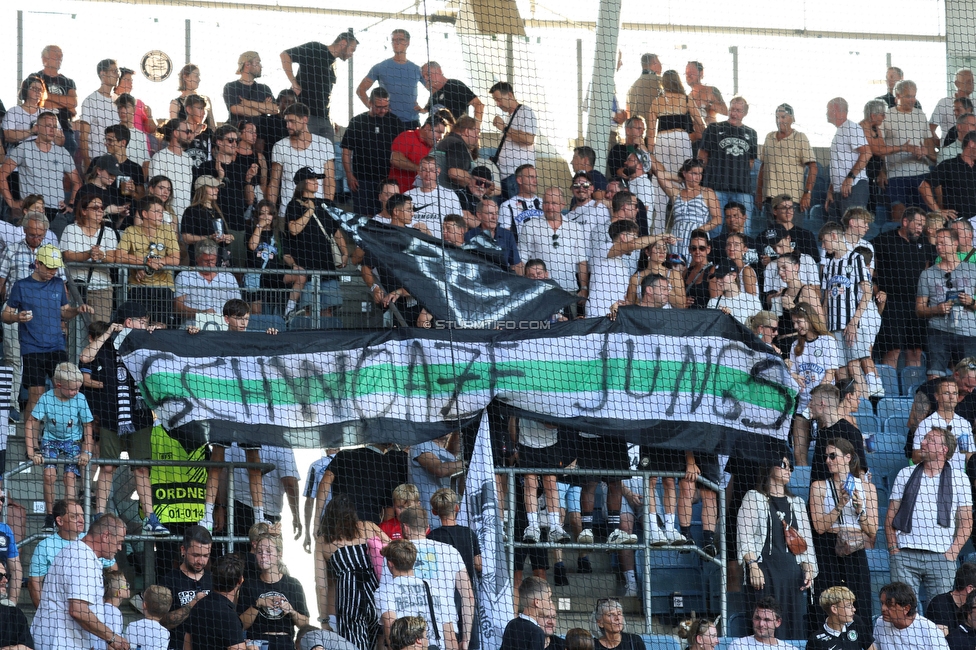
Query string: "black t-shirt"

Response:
xmin=158 ymin=567 xmax=213 ymax=650
xmin=285 ymin=42 xmax=338 ymax=119
xmin=700 ymin=121 xmax=759 ymax=193
xmin=341 ymin=112 xmax=405 ymax=181
xmin=238 ymin=574 xmax=308 ymax=642
xmin=80 ymin=338 xmax=153 ymax=433
xmin=926 ymin=591 xmax=961 ymax=629
xmin=36 ymin=70 xmax=77 ymax=130
xmin=806 ymin=618 xmax=874 ymax=650
xmin=594 ymin=632 xmax=646 ymax=650
xmin=785 ymin=225 xmax=822 ymax=263
xmin=186 ymin=127 xmax=214 ymax=171
xmin=927 ymin=156 xmax=976 ymax=219
xmin=499 ymin=618 xmax=547 ymax=650
xmin=0 ymin=603 xmax=33 ymax=649
xmin=872 ymin=229 xmax=936 ymax=303
xmin=811 ymin=419 xmax=867 ymax=483
xmin=426 ymin=524 xmax=481 ymax=581
xmin=435 ymin=132 xmax=474 ymax=191
xmin=284 ymin=197 xmax=339 ymax=271
xmin=185 ymin=591 xmax=246 ymax=650
xmin=605 ymin=143 xmax=639 ymax=179
xmin=247 ymin=228 xmax=288 ymax=272
xmin=256 ymin=115 xmax=288 ymax=153
xmin=181 ymin=205 xmax=230 ymax=265
xmin=426 ymin=79 xmax=477 ymax=121
xmin=326 ymin=447 xmax=408 ymax=523
xmin=222 ymin=80 xmax=274 ymax=116
xmin=194 ymin=157 xmax=258 ymax=231
xmin=947 ymin=623 xmax=976 ymax=650
xmin=78 ymin=181 xmax=127 ymax=220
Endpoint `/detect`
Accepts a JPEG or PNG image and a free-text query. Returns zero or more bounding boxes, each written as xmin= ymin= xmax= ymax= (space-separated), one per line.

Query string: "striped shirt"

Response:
xmin=821 ymin=249 xmax=870 ymax=331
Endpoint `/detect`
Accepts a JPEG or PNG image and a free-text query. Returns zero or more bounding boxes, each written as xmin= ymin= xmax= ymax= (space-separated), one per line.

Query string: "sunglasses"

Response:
xmin=475 ymin=180 xmax=491 ymax=188
xmin=779 ymin=460 xmax=794 ymax=471
xmin=572 ymin=182 xmax=592 ymax=190
xmin=224 ymin=137 xmax=240 ymax=144
xmin=826 ymin=452 xmax=843 ymax=460
xmin=945 ymin=272 xmax=955 ymax=289
xmin=763 ymin=325 xmax=779 ymax=332
xmin=551 ymin=233 xmax=560 ymax=248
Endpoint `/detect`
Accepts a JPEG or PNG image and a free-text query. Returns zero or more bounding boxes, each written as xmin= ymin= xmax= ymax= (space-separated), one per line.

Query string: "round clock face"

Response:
xmin=141 ymin=50 xmax=173 ymax=82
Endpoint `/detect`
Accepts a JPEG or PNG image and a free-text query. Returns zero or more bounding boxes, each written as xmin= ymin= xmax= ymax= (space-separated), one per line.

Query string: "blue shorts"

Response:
xmin=41 ymin=438 xmax=81 ymax=476
xmin=887 ymin=174 xmax=925 ymax=208
xmin=558 ymin=481 xmax=581 ymax=514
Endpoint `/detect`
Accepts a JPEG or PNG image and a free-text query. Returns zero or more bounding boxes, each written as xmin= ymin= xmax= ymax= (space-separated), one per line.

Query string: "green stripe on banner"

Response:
xmin=142 ymin=358 xmax=794 ymax=411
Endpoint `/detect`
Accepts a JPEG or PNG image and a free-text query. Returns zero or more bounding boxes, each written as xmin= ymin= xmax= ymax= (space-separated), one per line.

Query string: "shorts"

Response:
xmin=926 ymin=327 xmax=976 ymax=377
xmin=558 ymin=482 xmax=581 ymax=513
xmin=518 ymin=443 xmax=562 ymax=471
xmin=22 ymin=350 xmax=68 ymax=388
xmin=832 ymin=305 xmax=881 ymax=363
xmin=41 ymin=438 xmax=81 ymax=476
xmin=515 ymin=546 xmax=549 ymax=571
xmin=878 ymin=299 xmax=927 ymax=352
xmin=98 ymin=426 xmax=153 ymax=462
xmin=576 ymin=435 xmax=629 ymax=482
xmin=887 ymin=174 xmax=926 ymax=207
xmin=640 ymin=448 xmax=721 ymax=484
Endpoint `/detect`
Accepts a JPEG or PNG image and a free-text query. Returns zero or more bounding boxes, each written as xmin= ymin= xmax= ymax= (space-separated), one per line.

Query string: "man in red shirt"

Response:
xmin=389 ymin=111 xmax=451 ymax=192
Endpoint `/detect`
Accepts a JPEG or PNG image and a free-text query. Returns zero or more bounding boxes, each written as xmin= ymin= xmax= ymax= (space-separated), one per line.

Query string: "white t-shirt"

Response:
xmin=495 ymin=104 xmax=537 ymax=177
xmin=2 ymin=106 xmax=63 ymax=140
xmin=174 ymin=271 xmax=242 ymax=315
xmin=931 ymin=96 xmax=962 ymax=139
xmin=873 ymin=614 xmax=949 ymax=650
xmin=628 ymin=175 xmax=658 ymax=232
xmin=707 ymin=292 xmax=762 ymax=325
xmin=125 ymin=618 xmax=170 ymax=650
xmin=789 ymin=335 xmax=841 ymax=413
xmin=127 ymin=129 xmax=150 ymax=166
xmin=79 ymin=90 xmax=117 ymax=160
xmin=829 ymin=119 xmax=869 ymax=190
xmin=891 ymin=462 xmax=973 ymax=553
xmin=763 ymin=253 xmax=820 ymax=295
xmin=272 ymin=134 xmax=336 ymax=216
xmin=374 ymin=575 xmax=453 ymax=646
xmin=149 ymin=148 xmax=194 ymax=218
xmin=31 ymin=540 xmax=105 ymax=650
xmin=92 ymin=604 xmax=123 ymax=650
xmin=381 ymin=539 xmax=464 ymax=627
xmin=588 ymin=249 xmax=639 ymax=317
xmin=59 ymin=224 xmax=120 ymax=289
xmin=566 ymin=200 xmax=611 ymax=231
xmin=914 ymin=411 xmax=974 ymax=476
xmin=406 ymin=186 xmax=462 ymax=239
xmin=883 ymin=108 xmax=932 ymax=178
xmin=228 ymin=444 xmax=300 ymax=515
xmin=498 ymin=194 xmax=543 ymax=231
xmin=729 ymin=637 xmax=796 ymax=650
xmin=519 ymin=218 xmax=587 ymax=293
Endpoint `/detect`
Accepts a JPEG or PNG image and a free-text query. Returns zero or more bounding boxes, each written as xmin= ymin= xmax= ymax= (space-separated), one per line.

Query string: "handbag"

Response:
xmin=835 ymin=527 xmax=867 ymax=556
xmin=309 ymin=205 xmax=344 ymax=268
xmin=422 ymin=579 xmax=441 ymax=650
xmin=776 ymin=505 xmax=808 ymax=555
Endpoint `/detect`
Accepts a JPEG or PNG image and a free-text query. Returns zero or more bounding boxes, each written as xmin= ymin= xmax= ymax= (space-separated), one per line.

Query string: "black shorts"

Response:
xmin=877 ymin=300 xmax=926 ymax=352
xmin=515 ymin=546 xmax=550 ymax=571
xmin=22 ymin=350 xmax=69 ymax=388
xmin=518 ymin=443 xmax=563 ymax=471
xmin=576 ymin=434 xmax=629 ymax=481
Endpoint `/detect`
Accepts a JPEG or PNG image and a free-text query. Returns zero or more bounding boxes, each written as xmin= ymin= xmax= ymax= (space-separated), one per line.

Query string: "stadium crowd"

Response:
xmin=1 ymin=31 xmax=976 ymax=650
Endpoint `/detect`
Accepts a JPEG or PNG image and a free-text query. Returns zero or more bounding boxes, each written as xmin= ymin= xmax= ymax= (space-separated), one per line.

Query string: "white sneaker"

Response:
xmin=607 ymin=529 xmax=638 ymax=544
xmin=866 ymin=373 xmax=885 ymax=398
xmin=623 ymin=583 xmax=639 ymax=597
xmin=577 ymin=528 xmax=595 ymax=544
xmin=648 ymin=528 xmax=670 ymax=545
xmin=523 ymin=523 xmax=541 ymax=543
xmin=667 ymin=528 xmax=695 ymax=545
xmin=548 ymin=524 xmax=571 ymax=543
xmin=198 ymin=514 xmax=214 ymax=533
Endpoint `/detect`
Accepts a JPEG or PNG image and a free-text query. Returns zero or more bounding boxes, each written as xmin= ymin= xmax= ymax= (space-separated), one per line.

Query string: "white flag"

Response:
xmin=459 ymin=412 xmax=513 ymax=650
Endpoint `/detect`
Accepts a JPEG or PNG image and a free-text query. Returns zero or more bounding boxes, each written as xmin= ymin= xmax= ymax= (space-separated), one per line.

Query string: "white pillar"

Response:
xmin=585 ymin=0 xmax=622 ymax=173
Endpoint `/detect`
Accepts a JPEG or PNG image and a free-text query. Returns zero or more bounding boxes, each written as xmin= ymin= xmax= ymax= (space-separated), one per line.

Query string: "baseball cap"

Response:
xmin=92 ymin=154 xmax=122 ymax=176
xmin=113 ymin=301 xmax=148 ymax=325
xmin=471 ymin=166 xmax=493 ymax=182
xmin=294 ymin=167 xmax=325 ymax=184
xmin=35 ymin=244 xmax=63 ymax=269
xmin=759 ymin=224 xmax=790 ymax=248
xmin=194 ymin=175 xmax=221 ymax=191
xmin=237 ymin=51 xmax=260 ymax=74
xmin=713 ymin=261 xmax=739 ymax=278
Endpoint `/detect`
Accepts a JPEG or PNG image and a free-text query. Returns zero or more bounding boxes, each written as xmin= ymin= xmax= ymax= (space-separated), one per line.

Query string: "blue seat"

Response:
xmin=878 ymin=398 xmax=913 ymax=426
xmin=899 ymin=366 xmax=926 ymax=396
xmin=870 ymin=455 xmax=909 ymax=491
xmin=286 ymin=315 xmax=318 ymax=331
xmin=246 ymin=314 xmax=286 ymax=332
xmin=640 ymin=636 xmax=681 ymax=650
xmin=727 ymin=612 xmax=749 ymax=637
xmin=788 ymin=465 xmax=811 ymax=500
xmin=858 ymin=414 xmax=882 ymax=438
xmin=855 ymin=398 xmax=874 ymax=418
xmin=876 ymin=364 xmax=899 ymax=398
xmin=875 ymin=425 xmax=907 ymax=454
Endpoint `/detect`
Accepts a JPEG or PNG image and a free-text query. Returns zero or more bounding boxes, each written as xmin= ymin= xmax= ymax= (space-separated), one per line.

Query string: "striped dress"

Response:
xmin=328 ymin=543 xmax=380 ymax=650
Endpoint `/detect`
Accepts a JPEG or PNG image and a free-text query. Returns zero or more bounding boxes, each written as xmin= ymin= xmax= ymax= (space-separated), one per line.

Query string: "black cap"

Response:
xmin=93 ymin=154 xmax=122 ymax=176
xmin=294 ymin=166 xmax=325 ymax=183
xmin=471 ymin=166 xmax=493 ymax=181
xmin=713 ymin=261 xmax=739 ymax=277
xmin=113 ymin=301 xmax=148 ymax=325
xmin=759 ymin=224 xmax=790 ymax=247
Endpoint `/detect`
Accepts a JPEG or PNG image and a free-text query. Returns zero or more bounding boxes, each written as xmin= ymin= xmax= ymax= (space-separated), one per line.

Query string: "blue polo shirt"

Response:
xmin=465 ymin=226 xmax=522 ymax=271
xmin=6 ymin=275 xmax=68 ymax=354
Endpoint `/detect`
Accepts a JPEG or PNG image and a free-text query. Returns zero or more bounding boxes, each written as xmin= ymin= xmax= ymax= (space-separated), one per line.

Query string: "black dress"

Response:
xmin=684 ymin=264 xmax=713 ymax=309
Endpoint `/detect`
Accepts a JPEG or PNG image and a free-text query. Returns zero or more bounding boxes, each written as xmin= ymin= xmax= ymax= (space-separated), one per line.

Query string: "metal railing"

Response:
xmin=496 ymin=467 xmax=727 ymax=634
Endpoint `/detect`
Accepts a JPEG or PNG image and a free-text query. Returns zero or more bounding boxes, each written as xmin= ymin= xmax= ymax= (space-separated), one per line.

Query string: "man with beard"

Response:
xmin=157 ymin=526 xmax=213 ymax=650
xmin=149 ymin=119 xmax=194 ymax=217
xmin=223 ymin=52 xmax=276 ymax=120
xmin=281 ymin=32 xmax=358 ymax=142
xmin=268 ymin=103 xmax=335 ymax=216
xmin=341 ymin=88 xmax=404 ymax=215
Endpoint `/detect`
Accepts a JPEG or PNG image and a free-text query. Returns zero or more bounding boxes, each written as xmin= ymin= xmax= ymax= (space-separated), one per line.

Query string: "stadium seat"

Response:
xmin=788 ymin=465 xmax=811 ymax=500
xmin=246 ymin=314 xmax=286 ymax=332
xmin=287 ymin=315 xmax=319 ymax=331
xmin=899 ymin=366 xmax=926 ymax=396
xmin=641 ymin=635 xmax=681 ymax=650
xmin=858 ymin=414 xmax=882 ymax=438
xmin=875 ymin=365 xmax=899 ymax=398
xmin=637 ymin=549 xmax=705 ymax=616
xmin=727 ymin=612 xmax=749 ymax=637
xmin=855 ymin=398 xmax=874 ymax=418
xmin=877 ymin=398 xmax=912 ymax=426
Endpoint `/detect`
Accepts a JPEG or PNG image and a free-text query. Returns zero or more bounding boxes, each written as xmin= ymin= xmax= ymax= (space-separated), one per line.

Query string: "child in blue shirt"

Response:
xmin=25 ymin=362 xmax=94 ymax=532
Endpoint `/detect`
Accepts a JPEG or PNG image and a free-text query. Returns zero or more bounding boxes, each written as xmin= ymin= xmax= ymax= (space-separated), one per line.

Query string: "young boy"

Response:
xmin=94 ymin=570 xmax=129 ymax=650
xmin=25 ymin=362 xmax=94 ymax=532
xmin=198 ymin=299 xmax=276 ymax=532
xmin=125 ymin=585 xmax=172 ymax=650
xmin=381 ymin=484 xmax=422 ymax=540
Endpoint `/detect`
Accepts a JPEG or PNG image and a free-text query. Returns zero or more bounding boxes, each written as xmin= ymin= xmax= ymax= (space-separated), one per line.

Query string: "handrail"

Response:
xmin=495 ymin=467 xmax=727 ymax=636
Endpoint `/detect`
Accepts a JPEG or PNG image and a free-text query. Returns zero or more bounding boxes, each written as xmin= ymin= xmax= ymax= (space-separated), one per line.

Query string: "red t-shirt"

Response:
xmin=390 ymin=129 xmax=431 ymax=192
xmin=380 ymin=517 xmax=403 ymax=540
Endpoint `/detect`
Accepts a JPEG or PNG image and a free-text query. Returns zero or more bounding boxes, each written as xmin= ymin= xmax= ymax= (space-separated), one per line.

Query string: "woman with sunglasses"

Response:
xmin=60 ymin=193 xmax=119 ymax=323
xmin=809 ymin=438 xmax=877 ymax=621
xmin=591 ymin=598 xmax=645 ymax=650
xmin=789 ymin=302 xmax=841 ymax=465
xmin=624 ymin=238 xmax=686 ymax=308
xmin=653 ymin=158 xmax=721 ymax=258
xmin=683 ymin=230 xmax=713 ymax=309
xmin=737 ymin=455 xmax=817 ymax=640
xmin=748 ymin=310 xmax=783 ymax=357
